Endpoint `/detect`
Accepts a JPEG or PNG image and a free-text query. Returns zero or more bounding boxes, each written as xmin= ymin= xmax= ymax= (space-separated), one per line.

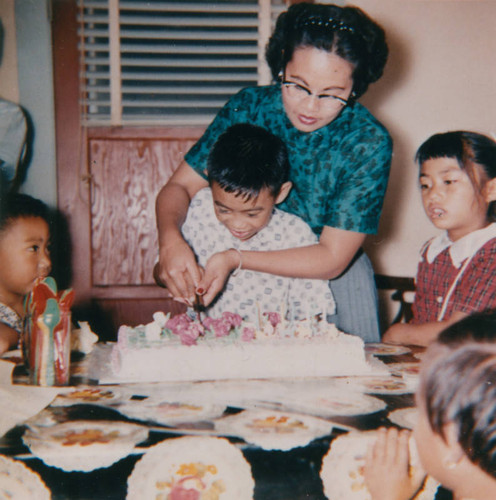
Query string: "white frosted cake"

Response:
xmin=109 ymin=312 xmax=380 ymax=383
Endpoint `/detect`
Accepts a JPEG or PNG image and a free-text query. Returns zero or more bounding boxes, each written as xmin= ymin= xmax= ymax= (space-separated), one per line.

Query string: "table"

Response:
xmin=0 ymin=345 xmax=451 ymax=500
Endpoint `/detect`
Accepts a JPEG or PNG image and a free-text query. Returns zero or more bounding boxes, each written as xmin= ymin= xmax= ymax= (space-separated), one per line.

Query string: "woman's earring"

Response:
xmin=278 ymin=70 xmax=283 ymax=81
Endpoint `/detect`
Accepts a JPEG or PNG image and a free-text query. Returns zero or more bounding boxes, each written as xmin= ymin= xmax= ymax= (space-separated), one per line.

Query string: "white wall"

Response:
xmin=0 ymin=0 xmax=19 ymax=102
xmin=0 ymin=0 xmax=56 ymax=206
xmin=354 ymin=0 xmax=496 ymax=279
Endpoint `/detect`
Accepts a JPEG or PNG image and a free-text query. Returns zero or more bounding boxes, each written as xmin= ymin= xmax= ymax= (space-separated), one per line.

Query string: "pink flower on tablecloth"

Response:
xmin=170 ymin=476 xmax=203 ymax=500
xmin=241 ymin=326 xmax=256 ymax=342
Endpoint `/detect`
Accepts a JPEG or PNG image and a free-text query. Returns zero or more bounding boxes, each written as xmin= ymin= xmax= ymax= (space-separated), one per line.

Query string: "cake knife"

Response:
xmin=193 ymin=293 xmax=204 ymax=323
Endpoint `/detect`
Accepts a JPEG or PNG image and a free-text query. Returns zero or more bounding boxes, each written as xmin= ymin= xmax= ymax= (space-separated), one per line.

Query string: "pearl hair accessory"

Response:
xmin=302 ymin=16 xmax=355 ymax=34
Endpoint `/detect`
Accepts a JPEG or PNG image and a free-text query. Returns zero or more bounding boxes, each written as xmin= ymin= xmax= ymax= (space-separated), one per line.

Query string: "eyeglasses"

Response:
xmin=282 ymin=80 xmax=348 ymax=108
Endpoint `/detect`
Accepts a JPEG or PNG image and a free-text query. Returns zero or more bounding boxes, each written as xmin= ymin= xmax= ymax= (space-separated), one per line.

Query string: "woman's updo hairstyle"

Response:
xmin=265 ymin=2 xmax=388 ymax=101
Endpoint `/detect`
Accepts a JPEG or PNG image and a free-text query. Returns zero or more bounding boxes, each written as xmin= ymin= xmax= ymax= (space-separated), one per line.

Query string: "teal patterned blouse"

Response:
xmin=185 ymin=85 xmax=392 ymax=236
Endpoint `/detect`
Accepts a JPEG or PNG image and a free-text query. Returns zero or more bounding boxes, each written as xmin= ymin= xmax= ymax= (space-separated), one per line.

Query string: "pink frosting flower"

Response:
xmin=206 ymin=319 xmax=231 ymax=338
xmin=166 ymin=311 xmax=244 ymax=342
xmin=220 ymin=311 xmax=243 ymax=328
xmin=178 ymin=331 xmax=198 ymax=346
xmin=241 ymin=326 xmax=256 ymax=342
xmin=166 ymin=314 xmax=205 ymax=344
xmin=264 ymin=312 xmax=281 ymax=328
xmin=179 ymin=322 xmax=204 ymax=346
xmin=166 ymin=313 xmax=192 ymax=335
xmin=202 ymin=316 xmax=231 ymax=337
xmin=202 ymin=317 xmax=215 ymax=330
xmin=188 ymin=322 xmax=205 ymax=338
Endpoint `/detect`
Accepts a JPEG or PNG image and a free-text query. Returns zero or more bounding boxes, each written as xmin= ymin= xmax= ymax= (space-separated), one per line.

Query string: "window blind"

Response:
xmin=78 ymin=0 xmax=286 ymax=126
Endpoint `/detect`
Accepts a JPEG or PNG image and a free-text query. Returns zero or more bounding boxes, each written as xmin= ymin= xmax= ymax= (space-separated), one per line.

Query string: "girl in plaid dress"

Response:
xmin=384 ymin=131 xmax=496 ymax=347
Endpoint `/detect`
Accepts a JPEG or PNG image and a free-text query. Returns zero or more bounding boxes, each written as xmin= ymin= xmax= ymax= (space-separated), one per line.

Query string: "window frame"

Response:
xmin=77 ymin=0 xmax=286 ymax=127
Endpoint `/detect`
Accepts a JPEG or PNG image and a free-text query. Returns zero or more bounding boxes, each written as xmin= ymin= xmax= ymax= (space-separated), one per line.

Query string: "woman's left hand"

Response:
xmin=197 ymin=249 xmax=241 ymax=305
xmin=364 ymin=427 xmax=426 ymax=500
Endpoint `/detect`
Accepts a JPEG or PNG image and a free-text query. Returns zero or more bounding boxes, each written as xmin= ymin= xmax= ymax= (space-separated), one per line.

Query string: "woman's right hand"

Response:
xmin=155 ymin=237 xmax=203 ymax=305
xmin=154 ymin=161 xmax=209 ymax=303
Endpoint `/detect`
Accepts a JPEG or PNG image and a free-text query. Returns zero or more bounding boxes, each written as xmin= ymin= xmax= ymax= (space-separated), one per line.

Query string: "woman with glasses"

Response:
xmin=155 ymin=2 xmax=392 ymax=342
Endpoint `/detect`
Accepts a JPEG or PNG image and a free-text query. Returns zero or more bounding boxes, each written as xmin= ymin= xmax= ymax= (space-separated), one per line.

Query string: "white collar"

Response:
xmin=425 ymin=223 xmax=496 ymax=268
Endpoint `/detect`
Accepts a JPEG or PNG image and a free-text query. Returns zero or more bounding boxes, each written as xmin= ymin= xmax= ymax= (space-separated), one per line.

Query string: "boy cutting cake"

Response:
xmin=156 ymin=123 xmax=335 ymax=325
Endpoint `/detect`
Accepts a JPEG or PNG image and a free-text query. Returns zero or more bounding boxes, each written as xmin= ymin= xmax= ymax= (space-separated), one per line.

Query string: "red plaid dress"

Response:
xmin=412 ymin=237 xmax=496 ymax=323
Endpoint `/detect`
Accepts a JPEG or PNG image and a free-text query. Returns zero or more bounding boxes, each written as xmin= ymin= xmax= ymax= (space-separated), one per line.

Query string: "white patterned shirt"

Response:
xmin=182 ymin=188 xmax=335 ymax=322
xmin=0 ymin=303 xmax=22 ymax=335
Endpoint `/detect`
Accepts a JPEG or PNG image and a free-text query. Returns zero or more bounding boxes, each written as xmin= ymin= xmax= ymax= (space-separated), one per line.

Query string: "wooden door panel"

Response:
xmin=89 ymin=137 xmax=196 ymax=286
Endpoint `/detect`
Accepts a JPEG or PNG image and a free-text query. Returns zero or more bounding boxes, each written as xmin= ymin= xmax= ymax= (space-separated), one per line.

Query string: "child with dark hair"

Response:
xmin=179 ymin=123 xmax=335 ymax=323
xmin=436 ymin=309 xmax=496 ymax=346
xmin=384 ymin=131 xmax=496 ymax=346
xmin=0 ymin=193 xmax=51 ymax=353
xmin=366 ymin=312 xmax=496 ymax=500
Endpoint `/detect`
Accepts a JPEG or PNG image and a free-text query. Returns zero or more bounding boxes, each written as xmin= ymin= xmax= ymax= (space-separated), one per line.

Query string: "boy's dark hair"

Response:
xmin=265 ymin=2 xmax=388 ymax=101
xmin=421 ymin=341 xmax=496 ymax=478
xmin=437 ymin=310 xmax=496 ymax=347
xmin=416 ymin=131 xmax=496 ymax=221
xmin=207 ymin=123 xmax=290 ymax=199
xmin=0 ymin=192 xmax=51 ymax=233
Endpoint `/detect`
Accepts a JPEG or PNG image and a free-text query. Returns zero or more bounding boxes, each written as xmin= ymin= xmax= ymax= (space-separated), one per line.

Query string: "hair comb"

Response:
xmin=301 ymin=16 xmax=355 ymax=34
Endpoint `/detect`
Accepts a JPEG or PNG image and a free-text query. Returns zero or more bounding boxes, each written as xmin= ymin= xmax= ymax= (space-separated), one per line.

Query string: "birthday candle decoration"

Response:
xmin=256 ymin=301 xmax=262 ymax=331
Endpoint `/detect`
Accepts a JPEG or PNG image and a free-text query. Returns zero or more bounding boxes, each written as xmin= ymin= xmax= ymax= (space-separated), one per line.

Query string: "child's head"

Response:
xmin=207 ymin=124 xmax=292 ymax=241
xmin=266 ymin=2 xmax=388 ymax=101
xmin=266 ymin=3 xmax=387 ymax=133
xmin=415 ymin=313 xmax=496 ymax=490
xmin=437 ymin=310 xmax=496 ymax=346
xmin=0 ymin=193 xmax=52 ymax=302
xmin=416 ymin=131 xmax=496 ymax=241
xmin=415 ymin=339 xmax=496 ymax=490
